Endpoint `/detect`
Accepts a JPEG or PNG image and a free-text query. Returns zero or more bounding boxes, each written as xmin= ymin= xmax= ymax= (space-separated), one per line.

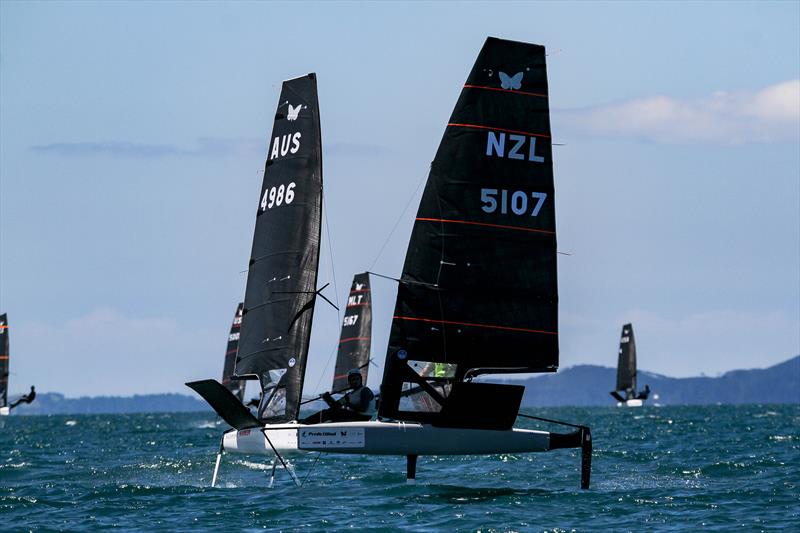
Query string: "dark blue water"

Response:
xmin=1 ymin=405 xmax=797 ymax=531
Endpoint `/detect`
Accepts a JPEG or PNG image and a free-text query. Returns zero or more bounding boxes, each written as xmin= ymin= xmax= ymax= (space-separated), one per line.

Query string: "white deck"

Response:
xmin=0 ymin=406 xmax=8 ymax=416
xmin=222 ymin=420 xmax=551 ymax=457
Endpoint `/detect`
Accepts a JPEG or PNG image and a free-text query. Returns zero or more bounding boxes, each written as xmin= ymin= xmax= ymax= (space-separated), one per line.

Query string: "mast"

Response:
xmin=331 ymin=273 xmax=372 ymax=393
xmin=615 ymin=323 xmax=637 ymax=397
xmin=0 ymin=314 xmax=8 ymax=410
xmin=221 ymin=303 xmax=245 ymax=402
xmin=379 ymin=38 xmax=558 ymax=423
xmin=233 ymin=73 xmax=323 ymax=423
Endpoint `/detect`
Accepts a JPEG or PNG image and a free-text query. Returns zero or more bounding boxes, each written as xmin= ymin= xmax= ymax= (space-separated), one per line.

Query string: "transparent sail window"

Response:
xmin=408 ymin=360 xmax=457 ymax=379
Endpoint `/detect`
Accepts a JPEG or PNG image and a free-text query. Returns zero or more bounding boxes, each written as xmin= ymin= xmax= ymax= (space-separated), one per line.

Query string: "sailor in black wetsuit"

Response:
xmin=10 ymin=386 xmax=35 ymax=409
xmin=302 ymin=369 xmax=374 ymax=425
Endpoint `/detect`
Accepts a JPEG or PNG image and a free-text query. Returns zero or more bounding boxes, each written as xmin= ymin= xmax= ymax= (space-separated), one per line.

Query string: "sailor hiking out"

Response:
xmin=302 ymin=369 xmax=374 ymax=424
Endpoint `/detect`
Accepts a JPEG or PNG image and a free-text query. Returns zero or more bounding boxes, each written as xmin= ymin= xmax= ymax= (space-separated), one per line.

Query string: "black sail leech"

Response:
xmin=331 ymin=273 xmax=372 ymax=393
xmin=379 ymin=38 xmax=558 ymax=422
xmin=0 ymin=314 xmax=8 ymax=409
xmin=615 ymin=323 xmax=637 ymax=396
xmin=233 ymin=74 xmax=322 ymax=423
xmin=221 ymin=303 xmax=245 ymax=402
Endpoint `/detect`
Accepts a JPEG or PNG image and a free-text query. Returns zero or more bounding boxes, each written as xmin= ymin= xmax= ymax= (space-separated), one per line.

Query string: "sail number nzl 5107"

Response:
xmin=481 ymin=189 xmax=547 ymax=216
xmin=260 ymin=182 xmax=296 ymax=212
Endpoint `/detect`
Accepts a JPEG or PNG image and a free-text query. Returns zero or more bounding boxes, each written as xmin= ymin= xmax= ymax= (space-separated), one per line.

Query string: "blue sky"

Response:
xmin=1 ymin=1 xmax=798 ymax=396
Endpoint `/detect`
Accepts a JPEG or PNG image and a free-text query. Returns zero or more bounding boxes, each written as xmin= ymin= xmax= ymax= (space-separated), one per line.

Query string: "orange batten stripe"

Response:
xmin=463 ymin=84 xmax=548 ymax=98
xmin=339 ymin=337 xmax=371 ymax=344
xmin=447 ymin=122 xmax=550 ymax=139
xmin=0 ymin=356 xmax=8 ymax=359
xmin=345 ymin=303 xmax=370 ymax=308
xmin=393 ymin=315 xmax=557 ymax=335
xmin=416 ymin=217 xmax=555 ymax=235
xmin=349 ymin=289 xmax=371 ymax=294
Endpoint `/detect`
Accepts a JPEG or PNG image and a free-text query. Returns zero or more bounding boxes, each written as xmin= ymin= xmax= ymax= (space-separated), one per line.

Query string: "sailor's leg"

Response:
xmin=406 ymin=454 xmax=417 ymax=484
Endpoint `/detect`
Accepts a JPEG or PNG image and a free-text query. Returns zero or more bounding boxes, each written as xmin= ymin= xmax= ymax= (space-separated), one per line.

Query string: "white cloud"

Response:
xmin=558 ymin=79 xmax=800 ymax=144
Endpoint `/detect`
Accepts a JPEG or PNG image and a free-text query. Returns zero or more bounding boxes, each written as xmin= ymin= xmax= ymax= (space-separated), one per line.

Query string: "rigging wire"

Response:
xmin=308 ymin=192 xmax=342 ymax=396
xmin=367 ymin=167 xmax=428 ymax=272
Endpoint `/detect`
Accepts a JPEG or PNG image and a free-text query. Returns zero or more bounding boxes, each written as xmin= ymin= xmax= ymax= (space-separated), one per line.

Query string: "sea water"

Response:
xmin=1 ymin=405 xmax=797 ymax=531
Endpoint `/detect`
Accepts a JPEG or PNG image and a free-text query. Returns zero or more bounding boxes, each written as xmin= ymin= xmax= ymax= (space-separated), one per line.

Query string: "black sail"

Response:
xmin=615 ymin=323 xmax=637 ymax=394
xmin=0 ymin=314 xmax=8 ymax=409
xmin=221 ymin=303 xmax=245 ymax=402
xmin=233 ymin=74 xmax=323 ymax=423
xmin=331 ymin=273 xmax=372 ymax=393
xmin=379 ymin=38 xmax=558 ymax=421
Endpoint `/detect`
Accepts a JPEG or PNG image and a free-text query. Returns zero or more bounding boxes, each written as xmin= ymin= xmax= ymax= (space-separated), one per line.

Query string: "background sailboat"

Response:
xmin=610 ymin=323 xmax=651 ymax=406
xmin=0 ymin=314 xmax=9 ymax=416
xmin=220 ymin=303 xmax=246 ymax=403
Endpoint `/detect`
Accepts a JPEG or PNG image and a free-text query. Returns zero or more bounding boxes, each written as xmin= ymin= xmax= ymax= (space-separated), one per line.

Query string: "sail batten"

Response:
xmin=379 ymin=37 xmax=558 ymax=423
xmin=233 ymin=73 xmax=322 ymax=423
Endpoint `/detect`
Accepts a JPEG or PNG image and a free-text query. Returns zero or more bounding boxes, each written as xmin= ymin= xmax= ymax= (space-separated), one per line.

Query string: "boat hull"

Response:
xmin=222 ymin=420 xmax=551 ymax=456
xmin=0 ymin=406 xmax=8 ymax=416
xmin=617 ymin=399 xmax=644 ymax=407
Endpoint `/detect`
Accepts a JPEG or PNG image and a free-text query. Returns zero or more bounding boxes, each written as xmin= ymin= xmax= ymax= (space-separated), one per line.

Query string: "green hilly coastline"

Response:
xmin=7 ymin=356 xmax=798 ymax=415
xmin=510 ymin=355 xmax=799 ymax=407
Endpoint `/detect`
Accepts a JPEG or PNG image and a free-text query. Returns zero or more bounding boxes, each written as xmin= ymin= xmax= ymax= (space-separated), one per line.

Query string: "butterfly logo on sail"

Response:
xmin=287 ymin=104 xmax=303 ymax=121
xmin=499 ymin=71 xmax=523 ymax=90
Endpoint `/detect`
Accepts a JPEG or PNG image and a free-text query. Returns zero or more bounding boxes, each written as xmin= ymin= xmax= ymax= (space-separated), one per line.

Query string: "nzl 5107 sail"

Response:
xmin=379 ymin=37 xmax=559 ymax=425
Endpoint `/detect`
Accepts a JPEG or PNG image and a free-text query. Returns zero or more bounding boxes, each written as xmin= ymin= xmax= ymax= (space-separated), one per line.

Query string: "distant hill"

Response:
xmin=5 ymin=356 xmax=798 ymax=415
xmin=8 ymin=392 xmax=210 ymax=416
xmin=508 ymin=355 xmax=800 ymax=406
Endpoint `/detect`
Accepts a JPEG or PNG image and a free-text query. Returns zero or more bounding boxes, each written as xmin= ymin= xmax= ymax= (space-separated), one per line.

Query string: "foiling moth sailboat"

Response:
xmin=610 ymin=323 xmax=650 ymax=407
xmin=0 ymin=313 xmax=34 ymax=415
xmin=188 ymin=38 xmax=592 ymax=489
xmin=331 ymin=272 xmax=372 ymax=394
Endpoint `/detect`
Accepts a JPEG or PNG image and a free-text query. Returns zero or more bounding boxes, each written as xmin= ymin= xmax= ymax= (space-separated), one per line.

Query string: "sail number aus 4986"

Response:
xmin=260 ymin=182 xmax=296 ymax=212
xmin=480 ymin=189 xmax=547 ymax=216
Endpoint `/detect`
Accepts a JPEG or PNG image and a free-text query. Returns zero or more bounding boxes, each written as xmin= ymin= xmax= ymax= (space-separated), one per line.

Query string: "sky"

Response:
xmin=1 ymin=1 xmax=798 ymax=397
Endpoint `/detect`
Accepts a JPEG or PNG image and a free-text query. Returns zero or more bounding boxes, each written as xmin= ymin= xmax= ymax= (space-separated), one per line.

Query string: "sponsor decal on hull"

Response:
xmin=299 ymin=428 xmax=365 ymax=448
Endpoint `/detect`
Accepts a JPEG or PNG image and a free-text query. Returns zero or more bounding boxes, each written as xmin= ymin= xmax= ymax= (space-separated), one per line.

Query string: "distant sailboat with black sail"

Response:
xmin=331 ymin=273 xmax=372 ymax=393
xmin=188 ymin=38 xmax=592 ymax=489
xmin=0 ymin=313 xmax=36 ymax=416
xmin=1 ymin=314 xmax=9 ymax=416
xmin=610 ymin=323 xmax=650 ymax=407
xmin=221 ymin=303 xmax=246 ymax=403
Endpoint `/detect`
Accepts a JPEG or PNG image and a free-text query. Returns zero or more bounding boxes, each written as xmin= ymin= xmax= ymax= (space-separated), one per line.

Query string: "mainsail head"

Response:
xmin=615 ymin=323 xmax=637 ymax=396
xmin=221 ymin=303 xmax=246 ymax=402
xmin=0 ymin=314 xmax=8 ymax=409
xmin=331 ymin=273 xmax=372 ymax=393
xmin=233 ymin=73 xmax=323 ymax=423
xmin=378 ymin=38 xmax=558 ymax=423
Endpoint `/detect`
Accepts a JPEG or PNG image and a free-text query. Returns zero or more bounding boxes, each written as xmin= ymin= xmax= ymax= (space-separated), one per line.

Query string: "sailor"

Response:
xmin=301 ymin=369 xmax=374 ymax=425
xmin=10 ymin=385 xmax=35 ymax=409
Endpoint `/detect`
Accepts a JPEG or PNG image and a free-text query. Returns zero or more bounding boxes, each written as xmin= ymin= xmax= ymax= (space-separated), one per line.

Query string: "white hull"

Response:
xmin=223 ymin=420 xmax=551 ymax=457
xmin=0 ymin=406 xmax=8 ymax=416
xmin=617 ymin=399 xmax=644 ymax=407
